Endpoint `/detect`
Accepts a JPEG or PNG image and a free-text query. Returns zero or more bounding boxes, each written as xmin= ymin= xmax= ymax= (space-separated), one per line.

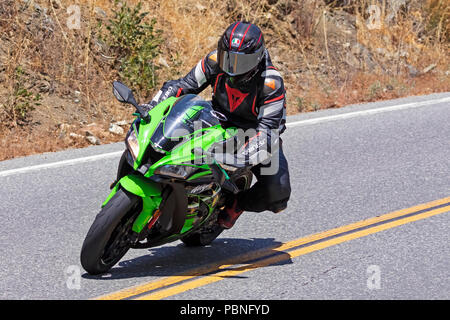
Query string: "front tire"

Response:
xmin=80 ymin=189 xmax=140 ymax=275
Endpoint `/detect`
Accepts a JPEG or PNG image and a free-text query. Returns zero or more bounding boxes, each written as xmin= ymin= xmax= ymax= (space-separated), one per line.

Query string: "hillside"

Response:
xmin=0 ymin=0 xmax=448 ymax=160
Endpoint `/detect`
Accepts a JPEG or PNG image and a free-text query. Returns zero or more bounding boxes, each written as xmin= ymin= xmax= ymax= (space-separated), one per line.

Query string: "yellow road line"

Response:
xmin=95 ymin=196 xmax=450 ymax=300
xmin=137 ymin=205 xmax=450 ymax=300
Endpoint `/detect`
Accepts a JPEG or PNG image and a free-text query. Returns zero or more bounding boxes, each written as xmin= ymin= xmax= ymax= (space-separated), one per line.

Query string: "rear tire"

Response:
xmin=80 ymin=189 xmax=140 ymax=275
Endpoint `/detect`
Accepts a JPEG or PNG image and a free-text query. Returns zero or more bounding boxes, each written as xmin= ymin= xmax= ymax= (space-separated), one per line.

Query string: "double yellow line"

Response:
xmin=96 ymin=196 xmax=450 ymax=300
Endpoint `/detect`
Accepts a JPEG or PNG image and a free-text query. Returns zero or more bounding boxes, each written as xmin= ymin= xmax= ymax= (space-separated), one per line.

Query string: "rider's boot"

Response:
xmin=218 ymin=197 xmax=243 ymax=229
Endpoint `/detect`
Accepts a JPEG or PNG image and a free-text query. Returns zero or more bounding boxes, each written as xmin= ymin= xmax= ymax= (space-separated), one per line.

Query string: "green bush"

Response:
xmin=1 ymin=66 xmax=41 ymax=126
xmin=100 ymin=1 xmax=163 ymax=97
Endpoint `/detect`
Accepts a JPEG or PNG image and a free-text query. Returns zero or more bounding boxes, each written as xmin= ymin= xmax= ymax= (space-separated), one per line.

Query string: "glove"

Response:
xmin=147 ymin=85 xmax=178 ymax=108
xmin=236 ymin=131 xmax=271 ymax=167
xmin=139 ymin=103 xmax=154 ymax=113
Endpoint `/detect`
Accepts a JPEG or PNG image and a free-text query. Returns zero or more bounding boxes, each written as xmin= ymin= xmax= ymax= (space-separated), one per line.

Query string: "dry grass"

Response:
xmin=0 ymin=0 xmax=448 ymax=161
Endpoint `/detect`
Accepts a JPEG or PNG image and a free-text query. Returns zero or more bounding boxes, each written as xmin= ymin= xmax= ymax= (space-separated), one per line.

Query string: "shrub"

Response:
xmin=1 ymin=66 xmax=41 ymax=127
xmin=99 ymin=0 xmax=163 ymax=97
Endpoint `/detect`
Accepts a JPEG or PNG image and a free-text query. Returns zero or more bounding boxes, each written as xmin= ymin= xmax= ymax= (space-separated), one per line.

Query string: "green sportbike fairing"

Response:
xmin=80 ymin=81 xmax=253 ymax=275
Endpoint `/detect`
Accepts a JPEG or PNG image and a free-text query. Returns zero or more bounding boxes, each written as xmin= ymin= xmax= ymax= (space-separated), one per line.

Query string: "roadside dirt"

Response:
xmin=0 ymin=0 xmax=448 ymax=161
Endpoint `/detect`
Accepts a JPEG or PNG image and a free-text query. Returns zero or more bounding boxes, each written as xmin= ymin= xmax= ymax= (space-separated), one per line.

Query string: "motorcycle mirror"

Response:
xmin=112 ymin=81 xmax=151 ymax=122
xmin=112 ymin=81 xmax=138 ymax=107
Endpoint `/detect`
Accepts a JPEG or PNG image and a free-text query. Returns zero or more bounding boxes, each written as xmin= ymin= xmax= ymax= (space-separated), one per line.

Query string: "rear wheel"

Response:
xmin=80 ymin=189 xmax=140 ymax=275
xmin=181 ymin=170 xmax=253 ymax=247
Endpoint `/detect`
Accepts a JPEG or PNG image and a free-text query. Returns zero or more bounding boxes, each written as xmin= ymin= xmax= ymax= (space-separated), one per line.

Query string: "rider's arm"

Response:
xmin=147 ymin=51 xmax=218 ymax=107
xmin=236 ymin=68 xmax=286 ymax=166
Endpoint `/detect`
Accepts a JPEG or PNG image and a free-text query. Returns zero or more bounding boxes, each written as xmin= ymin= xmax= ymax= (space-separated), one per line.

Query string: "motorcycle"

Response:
xmin=80 ymin=81 xmax=253 ymax=275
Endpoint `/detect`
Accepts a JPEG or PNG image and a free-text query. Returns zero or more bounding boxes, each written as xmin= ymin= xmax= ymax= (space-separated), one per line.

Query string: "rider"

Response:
xmin=144 ymin=21 xmax=291 ymax=229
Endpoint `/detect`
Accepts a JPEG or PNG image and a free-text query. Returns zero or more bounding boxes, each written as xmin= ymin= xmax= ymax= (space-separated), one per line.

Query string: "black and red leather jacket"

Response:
xmin=150 ymin=49 xmax=287 ymax=165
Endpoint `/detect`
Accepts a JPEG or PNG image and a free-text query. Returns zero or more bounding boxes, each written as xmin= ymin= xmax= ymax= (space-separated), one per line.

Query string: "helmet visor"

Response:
xmin=218 ymin=46 xmax=264 ymax=76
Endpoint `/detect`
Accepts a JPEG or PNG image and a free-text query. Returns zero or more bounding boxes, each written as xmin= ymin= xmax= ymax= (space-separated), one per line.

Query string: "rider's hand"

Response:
xmin=147 ymin=85 xmax=176 ymax=109
xmin=139 ymin=103 xmax=155 ymax=113
xmin=235 ymin=130 xmax=276 ymax=167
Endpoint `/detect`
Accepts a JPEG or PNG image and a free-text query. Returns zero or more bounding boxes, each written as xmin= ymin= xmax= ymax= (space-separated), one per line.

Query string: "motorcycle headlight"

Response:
xmin=126 ymin=127 xmax=139 ymax=161
xmin=154 ymin=165 xmax=199 ymax=179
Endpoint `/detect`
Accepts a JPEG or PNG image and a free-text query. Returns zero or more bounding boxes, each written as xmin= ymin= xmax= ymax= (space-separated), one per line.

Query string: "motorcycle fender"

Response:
xmin=102 ymin=174 xmax=163 ymax=233
xmin=119 ymin=174 xmax=162 ymax=198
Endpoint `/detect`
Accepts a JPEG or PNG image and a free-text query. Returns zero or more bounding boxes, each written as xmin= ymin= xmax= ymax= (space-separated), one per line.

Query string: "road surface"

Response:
xmin=0 ymin=92 xmax=449 ymax=300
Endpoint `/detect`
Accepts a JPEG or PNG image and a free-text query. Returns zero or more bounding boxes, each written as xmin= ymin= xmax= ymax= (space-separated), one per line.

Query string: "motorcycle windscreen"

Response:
xmin=150 ymin=94 xmax=221 ymax=152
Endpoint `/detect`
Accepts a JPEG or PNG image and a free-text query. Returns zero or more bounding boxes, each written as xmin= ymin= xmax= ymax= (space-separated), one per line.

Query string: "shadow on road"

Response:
xmin=82 ymin=237 xmax=292 ymax=280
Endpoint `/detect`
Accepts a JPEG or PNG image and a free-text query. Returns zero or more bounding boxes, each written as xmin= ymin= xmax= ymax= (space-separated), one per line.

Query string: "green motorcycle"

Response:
xmin=80 ymin=81 xmax=253 ymax=275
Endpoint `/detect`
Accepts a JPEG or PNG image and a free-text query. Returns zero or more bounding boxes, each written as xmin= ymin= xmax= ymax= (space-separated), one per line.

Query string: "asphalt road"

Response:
xmin=0 ymin=93 xmax=449 ymax=300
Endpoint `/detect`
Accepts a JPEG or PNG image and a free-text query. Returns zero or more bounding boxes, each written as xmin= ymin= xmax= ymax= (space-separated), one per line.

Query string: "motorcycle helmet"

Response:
xmin=217 ymin=21 xmax=265 ymax=85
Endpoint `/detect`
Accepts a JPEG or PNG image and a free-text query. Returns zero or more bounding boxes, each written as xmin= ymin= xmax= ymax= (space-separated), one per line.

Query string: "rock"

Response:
xmin=195 ymin=3 xmax=207 ymax=11
xmin=34 ymin=3 xmax=43 ymax=13
xmin=350 ymin=43 xmax=382 ymax=73
xmin=37 ymin=80 xmax=51 ymax=93
xmin=157 ymin=56 xmax=170 ymax=68
xmin=33 ymin=3 xmax=48 ymax=16
xmin=345 ymin=51 xmax=360 ymax=69
xmin=422 ymin=64 xmax=437 ymax=74
xmin=74 ymin=99 xmax=80 ymax=104
xmin=94 ymin=39 xmax=107 ymax=52
xmin=21 ymin=0 xmax=32 ymax=7
xmin=109 ymin=123 xmax=124 ymax=135
xmin=58 ymin=123 xmax=70 ymax=138
xmin=94 ymin=7 xmax=107 ymax=18
xmin=406 ymin=63 xmax=419 ymax=77
xmin=86 ymin=135 xmax=101 ymax=145
xmin=51 ymin=0 xmax=61 ymax=9
xmin=383 ymin=85 xmax=395 ymax=93
xmin=69 ymin=132 xmax=83 ymax=139
xmin=113 ymin=120 xmax=133 ymax=126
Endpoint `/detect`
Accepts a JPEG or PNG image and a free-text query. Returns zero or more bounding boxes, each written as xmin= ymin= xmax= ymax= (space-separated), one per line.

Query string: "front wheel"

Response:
xmin=80 ymin=189 xmax=140 ymax=275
